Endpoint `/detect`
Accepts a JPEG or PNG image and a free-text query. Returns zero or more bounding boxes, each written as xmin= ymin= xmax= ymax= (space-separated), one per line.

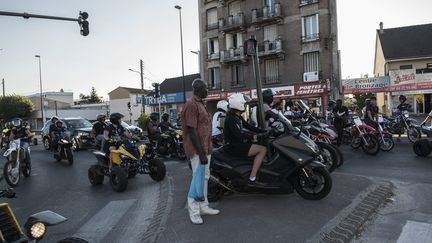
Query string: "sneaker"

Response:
xmin=247 ymin=179 xmax=267 ymax=187
xmin=189 ymin=214 xmax=203 ymax=225
xmin=200 ymin=206 xmax=220 ymax=216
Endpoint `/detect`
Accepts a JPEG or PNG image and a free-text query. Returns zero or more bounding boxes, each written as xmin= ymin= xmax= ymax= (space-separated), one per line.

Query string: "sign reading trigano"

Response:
xmin=144 ymin=92 xmax=184 ymax=105
xmin=342 ymin=77 xmax=389 ymax=94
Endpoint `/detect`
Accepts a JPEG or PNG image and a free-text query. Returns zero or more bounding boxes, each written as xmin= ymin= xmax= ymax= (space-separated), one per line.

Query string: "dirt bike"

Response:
xmin=3 ymin=139 xmax=32 ymax=187
xmin=350 ymin=116 xmax=380 ymax=155
xmin=88 ymin=136 xmax=166 ymax=192
xmin=53 ymin=132 xmax=74 ymax=165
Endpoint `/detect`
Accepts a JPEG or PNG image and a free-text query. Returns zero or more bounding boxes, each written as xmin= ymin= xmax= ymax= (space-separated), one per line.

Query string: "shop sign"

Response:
xmin=144 ymin=92 xmax=184 ymax=105
xmin=342 ymin=77 xmax=389 ymax=94
xmin=388 ymin=69 xmax=416 ymax=91
xmin=251 ymin=86 xmax=295 ymax=99
xmin=415 ymin=73 xmax=432 ymax=90
xmin=226 ymin=90 xmax=251 ymax=98
xmin=294 ymin=82 xmax=328 ymax=96
xmin=205 ymin=92 xmax=223 ymax=101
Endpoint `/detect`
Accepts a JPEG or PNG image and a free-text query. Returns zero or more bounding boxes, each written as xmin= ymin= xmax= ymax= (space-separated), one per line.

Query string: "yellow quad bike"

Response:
xmin=88 ymin=137 xmax=166 ymax=192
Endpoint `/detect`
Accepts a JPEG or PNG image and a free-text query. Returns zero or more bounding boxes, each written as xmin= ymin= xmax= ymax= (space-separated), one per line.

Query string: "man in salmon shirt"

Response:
xmin=181 ymin=79 xmax=220 ymax=225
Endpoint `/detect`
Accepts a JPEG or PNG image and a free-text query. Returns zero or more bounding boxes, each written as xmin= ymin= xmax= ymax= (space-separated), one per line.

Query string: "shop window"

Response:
xmin=207 ymin=8 xmax=218 ymax=30
xmin=301 ymin=14 xmax=319 ymax=42
xmin=209 ymin=67 xmax=221 ymax=89
xmin=303 ymin=51 xmax=320 ymax=73
xmin=265 ymin=59 xmax=279 ymax=83
xmin=400 ymin=64 xmax=413 ymax=70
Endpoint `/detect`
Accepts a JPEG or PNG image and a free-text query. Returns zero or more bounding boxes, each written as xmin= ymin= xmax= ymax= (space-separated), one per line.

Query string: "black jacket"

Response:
xmin=224 ymin=111 xmax=266 ymax=144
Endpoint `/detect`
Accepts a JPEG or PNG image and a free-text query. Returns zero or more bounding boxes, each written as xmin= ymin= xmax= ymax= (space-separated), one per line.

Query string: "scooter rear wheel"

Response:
xmin=294 ymin=166 xmax=332 ymax=200
xmin=208 ymin=175 xmax=226 ymax=202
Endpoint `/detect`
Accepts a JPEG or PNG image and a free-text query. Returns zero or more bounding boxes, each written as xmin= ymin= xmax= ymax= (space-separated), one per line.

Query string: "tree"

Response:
xmin=78 ymin=87 xmax=103 ymax=104
xmin=353 ymin=93 xmax=374 ymax=113
xmin=0 ymin=95 xmax=35 ymax=120
xmin=138 ymin=113 xmax=150 ymax=132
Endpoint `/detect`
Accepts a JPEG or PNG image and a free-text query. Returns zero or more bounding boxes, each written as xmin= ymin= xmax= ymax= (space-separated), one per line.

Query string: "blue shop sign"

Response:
xmin=144 ymin=92 xmax=184 ymax=105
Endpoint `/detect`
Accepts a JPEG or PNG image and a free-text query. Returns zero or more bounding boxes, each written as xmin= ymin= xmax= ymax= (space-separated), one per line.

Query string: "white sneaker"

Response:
xmin=200 ymin=204 xmax=220 ymax=216
xmin=189 ymin=214 xmax=203 ymax=225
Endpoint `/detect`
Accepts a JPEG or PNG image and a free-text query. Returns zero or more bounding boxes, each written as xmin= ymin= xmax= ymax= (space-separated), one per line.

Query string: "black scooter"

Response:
xmin=209 ymin=112 xmax=332 ymax=202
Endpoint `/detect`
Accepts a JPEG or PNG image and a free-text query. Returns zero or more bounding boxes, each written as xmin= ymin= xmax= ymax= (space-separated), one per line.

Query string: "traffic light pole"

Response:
xmin=0 ymin=11 xmax=89 ymax=36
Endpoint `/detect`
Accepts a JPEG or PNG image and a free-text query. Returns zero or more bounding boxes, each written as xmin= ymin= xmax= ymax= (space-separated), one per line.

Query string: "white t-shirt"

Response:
xmin=251 ymin=104 xmax=272 ymax=128
xmin=212 ymin=111 xmax=225 ymax=136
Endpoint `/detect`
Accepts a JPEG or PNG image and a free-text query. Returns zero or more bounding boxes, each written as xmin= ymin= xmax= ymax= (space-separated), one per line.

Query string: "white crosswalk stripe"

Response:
xmin=397 ymin=220 xmax=432 ymax=243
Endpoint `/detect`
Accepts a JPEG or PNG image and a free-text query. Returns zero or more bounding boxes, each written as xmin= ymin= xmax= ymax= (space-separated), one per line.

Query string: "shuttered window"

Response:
xmin=229 ymin=1 xmax=241 ymax=15
xmin=232 ymin=65 xmax=244 ymax=85
xmin=208 ymin=38 xmax=219 ymax=54
xmin=209 ymin=67 xmax=221 ymax=89
xmin=303 ymin=52 xmax=319 ymax=72
xmin=265 ymin=59 xmax=279 ymax=83
xmin=264 ymin=25 xmax=277 ymax=41
xmin=301 ymin=14 xmax=319 ymax=41
xmin=207 ymin=8 xmax=218 ymax=29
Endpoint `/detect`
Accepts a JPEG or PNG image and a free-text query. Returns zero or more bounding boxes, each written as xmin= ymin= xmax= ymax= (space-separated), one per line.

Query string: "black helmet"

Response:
xmin=399 ymin=95 xmax=407 ymax=103
xmin=55 ymin=120 xmax=63 ymax=126
xmin=150 ymin=112 xmax=159 ymax=121
xmin=109 ymin=113 xmax=124 ymax=125
xmin=162 ymin=113 xmax=169 ymax=122
xmin=97 ymin=113 xmax=106 ymax=121
xmin=10 ymin=118 xmax=22 ymax=128
xmin=262 ymin=89 xmax=275 ymax=104
xmin=51 ymin=116 xmax=59 ymax=123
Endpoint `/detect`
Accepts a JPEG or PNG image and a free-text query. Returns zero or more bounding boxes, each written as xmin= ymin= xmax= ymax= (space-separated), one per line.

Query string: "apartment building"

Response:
xmin=198 ymin=0 xmax=340 ymax=114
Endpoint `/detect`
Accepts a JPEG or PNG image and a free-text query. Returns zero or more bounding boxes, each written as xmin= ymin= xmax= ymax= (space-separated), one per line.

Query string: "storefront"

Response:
xmin=144 ymin=92 xmax=185 ymax=123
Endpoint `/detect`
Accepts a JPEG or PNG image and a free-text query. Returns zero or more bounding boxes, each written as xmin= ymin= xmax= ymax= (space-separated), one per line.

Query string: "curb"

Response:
xmin=310 ymin=181 xmax=394 ymax=243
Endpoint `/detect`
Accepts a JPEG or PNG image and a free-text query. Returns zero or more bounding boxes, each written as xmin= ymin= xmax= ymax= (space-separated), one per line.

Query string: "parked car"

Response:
xmin=41 ymin=117 xmax=94 ymax=151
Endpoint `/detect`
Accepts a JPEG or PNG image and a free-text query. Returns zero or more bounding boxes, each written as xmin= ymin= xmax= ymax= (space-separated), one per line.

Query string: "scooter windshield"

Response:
xmin=277 ymin=112 xmax=299 ymax=133
xmin=298 ymin=100 xmax=311 ymax=113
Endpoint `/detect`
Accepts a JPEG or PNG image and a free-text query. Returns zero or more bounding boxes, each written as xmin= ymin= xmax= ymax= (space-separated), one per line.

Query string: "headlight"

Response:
xmin=176 ymin=134 xmax=180 ymax=139
xmin=77 ymin=132 xmax=83 ymax=136
xmin=29 ymin=222 xmax=46 ymax=240
xmin=404 ymin=114 xmax=409 ymax=118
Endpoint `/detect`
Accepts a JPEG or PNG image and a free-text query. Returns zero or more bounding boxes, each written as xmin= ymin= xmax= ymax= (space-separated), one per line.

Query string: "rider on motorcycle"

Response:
xmin=212 ymin=100 xmax=228 ymax=137
xmin=251 ymin=89 xmax=279 ymax=128
xmin=397 ymin=95 xmax=412 ymax=113
xmin=103 ymin=113 xmax=132 ymax=154
xmin=52 ymin=120 xmax=66 ymax=152
xmin=224 ymin=94 xmax=268 ymax=185
xmin=49 ymin=116 xmax=60 ymax=151
xmin=147 ymin=112 xmax=160 ymax=141
xmin=159 ymin=113 xmax=177 ymax=133
xmin=92 ymin=113 xmax=106 ymax=149
xmin=9 ymin=118 xmax=32 ymax=162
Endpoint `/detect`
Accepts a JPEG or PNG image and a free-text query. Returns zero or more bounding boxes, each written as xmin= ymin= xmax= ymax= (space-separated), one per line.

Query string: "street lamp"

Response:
xmin=175 ymin=5 xmax=186 ymax=103
xmin=35 ymin=55 xmax=44 ymax=126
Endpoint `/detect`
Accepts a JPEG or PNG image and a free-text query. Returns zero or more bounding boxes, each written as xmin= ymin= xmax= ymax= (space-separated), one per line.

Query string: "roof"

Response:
xmin=108 ymin=86 xmax=152 ymax=95
xmin=378 ymin=23 xmax=432 ymax=60
xmin=160 ymin=73 xmax=201 ymax=94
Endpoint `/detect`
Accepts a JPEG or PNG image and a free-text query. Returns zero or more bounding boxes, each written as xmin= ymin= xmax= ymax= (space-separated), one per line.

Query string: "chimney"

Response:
xmin=379 ymin=22 xmax=384 ymax=34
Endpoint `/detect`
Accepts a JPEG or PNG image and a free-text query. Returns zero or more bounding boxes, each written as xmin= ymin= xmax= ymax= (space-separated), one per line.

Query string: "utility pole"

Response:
xmin=140 ymin=59 xmax=145 ymax=114
xmin=1 ymin=78 xmax=4 ymax=96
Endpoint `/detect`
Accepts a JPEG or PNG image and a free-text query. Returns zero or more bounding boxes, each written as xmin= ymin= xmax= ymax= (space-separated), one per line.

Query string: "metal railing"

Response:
xmin=251 ymin=3 xmax=282 ymax=23
xmin=299 ymin=0 xmax=319 ymax=6
xmin=218 ymin=13 xmax=244 ymax=31
xmin=301 ymin=33 xmax=320 ymax=43
xmin=220 ymin=46 xmax=245 ymax=62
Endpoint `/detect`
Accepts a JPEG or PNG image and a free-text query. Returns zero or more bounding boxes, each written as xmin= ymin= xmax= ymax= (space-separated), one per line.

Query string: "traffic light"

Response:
xmin=78 ymin=11 xmax=89 ymax=36
xmin=152 ymin=83 xmax=160 ymax=98
xmin=127 ymin=102 xmax=131 ymax=111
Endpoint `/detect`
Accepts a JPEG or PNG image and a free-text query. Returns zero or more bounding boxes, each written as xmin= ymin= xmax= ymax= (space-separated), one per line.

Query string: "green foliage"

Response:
xmin=0 ymin=95 xmax=35 ymax=120
xmin=78 ymin=87 xmax=103 ymax=104
xmin=138 ymin=113 xmax=150 ymax=131
xmin=344 ymin=97 xmax=355 ymax=108
xmin=353 ymin=93 xmax=374 ymax=112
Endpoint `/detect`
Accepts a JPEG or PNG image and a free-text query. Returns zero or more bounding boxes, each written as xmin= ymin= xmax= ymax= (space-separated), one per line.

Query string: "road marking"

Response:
xmin=72 ymin=199 xmax=137 ymax=243
xmin=396 ymin=220 xmax=432 ymax=243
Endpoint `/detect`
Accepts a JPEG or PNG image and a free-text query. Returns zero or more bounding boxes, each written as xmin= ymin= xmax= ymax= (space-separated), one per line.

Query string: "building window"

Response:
xmin=264 ymin=0 xmax=276 ymax=14
xmin=303 ymin=51 xmax=319 ymax=72
xmin=427 ymin=63 xmax=432 ymax=69
xmin=265 ymin=59 xmax=279 ymax=83
xmin=206 ymin=8 xmax=218 ymax=30
xmin=301 ymin=14 xmax=319 ymax=42
xmin=231 ymin=65 xmax=244 ymax=86
xmin=264 ymin=25 xmax=277 ymax=41
xmin=209 ymin=67 xmax=221 ymax=89
xmin=229 ymin=1 xmax=241 ymax=15
xmin=400 ymin=64 xmax=413 ymax=70
xmin=208 ymin=38 xmax=219 ymax=55
xmin=226 ymin=33 xmax=242 ymax=49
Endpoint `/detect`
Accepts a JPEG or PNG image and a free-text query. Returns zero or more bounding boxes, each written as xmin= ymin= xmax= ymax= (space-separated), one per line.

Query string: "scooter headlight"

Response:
xmin=29 ymin=222 xmax=46 ymax=240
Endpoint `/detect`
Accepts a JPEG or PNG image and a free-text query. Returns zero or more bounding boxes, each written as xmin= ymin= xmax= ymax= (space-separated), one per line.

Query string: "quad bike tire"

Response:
xmin=149 ymin=158 xmax=166 ymax=182
xmin=413 ymin=139 xmax=431 ymax=157
xmin=88 ymin=165 xmax=104 ymax=185
xmin=67 ymin=148 xmax=74 ymax=165
xmin=110 ymin=166 xmax=128 ymax=192
xmin=58 ymin=237 xmax=90 ymax=243
xmin=43 ymin=138 xmax=51 ymax=150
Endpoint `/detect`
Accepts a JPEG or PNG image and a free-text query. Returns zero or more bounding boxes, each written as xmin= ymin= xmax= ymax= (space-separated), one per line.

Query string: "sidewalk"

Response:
xmin=157 ymin=163 xmax=392 ymax=243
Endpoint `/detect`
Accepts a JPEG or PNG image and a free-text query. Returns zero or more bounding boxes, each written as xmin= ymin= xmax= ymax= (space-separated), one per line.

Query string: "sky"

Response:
xmin=0 ymin=0 xmax=431 ymax=100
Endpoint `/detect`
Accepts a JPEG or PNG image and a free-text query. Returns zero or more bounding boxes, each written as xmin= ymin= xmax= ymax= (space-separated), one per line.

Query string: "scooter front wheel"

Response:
xmin=294 ymin=167 xmax=332 ymax=200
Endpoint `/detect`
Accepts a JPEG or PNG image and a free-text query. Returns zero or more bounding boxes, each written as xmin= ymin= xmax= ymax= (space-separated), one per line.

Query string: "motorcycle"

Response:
xmin=88 ymin=136 xmax=166 ymax=192
xmin=208 ymin=112 xmax=332 ymax=202
xmin=377 ymin=115 xmax=395 ymax=152
xmin=153 ymin=129 xmax=186 ymax=160
xmin=385 ymin=111 xmax=420 ymax=143
xmin=54 ymin=132 xmax=74 ymax=165
xmin=3 ymin=139 xmax=32 ymax=187
xmin=0 ymin=187 xmax=88 ymax=243
xmin=350 ymin=116 xmax=380 ymax=155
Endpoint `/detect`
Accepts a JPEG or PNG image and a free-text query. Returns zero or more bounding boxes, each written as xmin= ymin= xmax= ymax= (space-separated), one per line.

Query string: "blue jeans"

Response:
xmin=96 ymin=134 xmax=105 ymax=151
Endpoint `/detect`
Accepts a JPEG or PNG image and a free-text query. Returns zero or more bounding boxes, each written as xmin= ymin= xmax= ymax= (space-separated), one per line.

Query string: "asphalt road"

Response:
xmin=0 ymin=138 xmax=431 ymax=243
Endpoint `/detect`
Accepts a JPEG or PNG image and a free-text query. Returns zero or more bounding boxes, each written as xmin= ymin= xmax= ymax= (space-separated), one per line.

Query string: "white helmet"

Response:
xmin=228 ymin=93 xmax=251 ymax=112
xmin=216 ymin=100 xmax=229 ymax=112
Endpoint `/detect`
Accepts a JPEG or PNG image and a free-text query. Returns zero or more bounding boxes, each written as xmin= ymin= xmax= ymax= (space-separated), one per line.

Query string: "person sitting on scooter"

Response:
xmin=9 ymin=118 xmax=32 ymax=162
xmin=147 ymin=112 xmax=160 ymax=141
xmin=49 ymin=116 xmax=60 ymax=151
xmin=92 ymin=113 xmax=106 ymax=149
xmin=224 ymin=93 xmax=268 ymax=185
xmin=159 ymin=113 xmax=177 ymax=133
xmin=103 ymin=113 xmax=132 ymax=154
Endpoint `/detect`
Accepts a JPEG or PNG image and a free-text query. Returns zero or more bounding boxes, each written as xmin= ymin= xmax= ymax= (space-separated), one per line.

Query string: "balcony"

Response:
xmin=206 ymin=22 xmax=219 ymax=31
xmin=230 ymin=79 xmax=246 ymax=88
xmin=207 ymin=52 xmax=220 ymax=61
xmin=257 ymin=38 xmax=285 ymax=59
xmin=220 ymin=46 xmax=247 ymax=63
xmin=208 ymin=82 xmax=222 ymax=90
xmin=218 ymin=12 xmax=245 ymax=33
xmin=301 ymin=33 xmax=320 ymax=43
xmin=299 ymin=0 xmax=319 ymax=7
xmin=251 ymin=3 xmax=283 ymax=26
